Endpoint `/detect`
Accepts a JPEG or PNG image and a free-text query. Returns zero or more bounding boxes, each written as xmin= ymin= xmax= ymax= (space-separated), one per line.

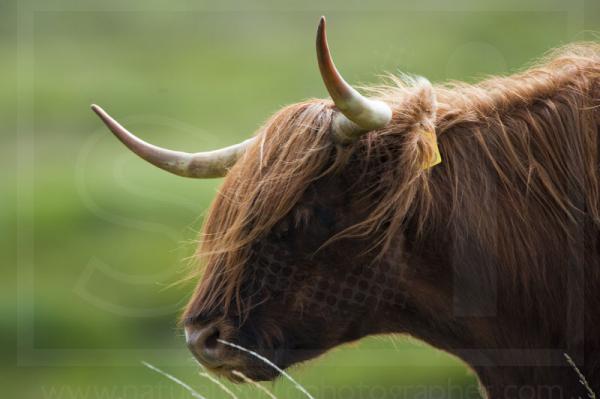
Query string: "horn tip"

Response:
xmin=318 ymin=16 xmax=326 ymax=32
xmin=90 ymin=104 xmax=103 ymax=115
xmin=90 ymin=104 xmax=113 ymax=127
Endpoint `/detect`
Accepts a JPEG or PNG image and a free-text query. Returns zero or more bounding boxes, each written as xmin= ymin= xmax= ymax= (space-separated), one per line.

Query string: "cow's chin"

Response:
xmin=211 ymin=346 xmax=328 ymax=382
xmin=205 ymin=362 xmax=281 ymax=382
xmin=201 ymin=354 xmax=283 ymax=382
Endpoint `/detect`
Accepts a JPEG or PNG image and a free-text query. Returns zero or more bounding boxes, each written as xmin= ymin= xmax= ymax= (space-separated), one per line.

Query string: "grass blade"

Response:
xmin=142 ymin=361 xmax=208 ymax=399
xmin=232 ymin=370 xmax=279 ymax=399
xmin=198 ymin=371 xmax=239 ymax=399
xmin=218 ymin=339 xmax=314 ymax=399
xmin=564 ymin=353 xmax=596 ymax=399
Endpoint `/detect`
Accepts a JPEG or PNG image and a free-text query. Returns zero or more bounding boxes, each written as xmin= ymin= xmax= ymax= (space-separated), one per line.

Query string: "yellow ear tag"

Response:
xmin=421 ymin=129 xmax=442 ymax=170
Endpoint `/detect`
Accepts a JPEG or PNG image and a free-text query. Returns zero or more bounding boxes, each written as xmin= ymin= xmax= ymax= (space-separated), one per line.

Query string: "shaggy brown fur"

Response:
xmin=183 ymin=43 xmax=600 ymax=397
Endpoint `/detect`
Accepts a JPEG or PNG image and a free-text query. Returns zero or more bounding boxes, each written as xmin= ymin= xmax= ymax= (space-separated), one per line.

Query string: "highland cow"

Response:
xmin=92 ymin=17 xmax=600 ymax=398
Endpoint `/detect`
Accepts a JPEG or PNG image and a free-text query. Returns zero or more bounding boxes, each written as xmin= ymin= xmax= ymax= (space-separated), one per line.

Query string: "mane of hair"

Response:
xmin=187 ymin=42 xmax=600 ymax=319
xmin=429 ymin=43 xmax=600 ymax=293
xmin=188 ymin=100 xmax=338 ymax=317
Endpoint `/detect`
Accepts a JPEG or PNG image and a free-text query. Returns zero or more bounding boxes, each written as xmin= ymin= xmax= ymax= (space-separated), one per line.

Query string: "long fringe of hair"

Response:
xmin=188 ymin=101 xmax=338 ymax=317
xmin=186 ymin=43 xmax=600 ymax=319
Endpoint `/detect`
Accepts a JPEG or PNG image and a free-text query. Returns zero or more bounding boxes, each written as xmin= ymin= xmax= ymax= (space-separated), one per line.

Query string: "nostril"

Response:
xmin=185 ymin=323 xmax=225 ymax=367
xmin=204 ymin=328 xmax=220 ymax=350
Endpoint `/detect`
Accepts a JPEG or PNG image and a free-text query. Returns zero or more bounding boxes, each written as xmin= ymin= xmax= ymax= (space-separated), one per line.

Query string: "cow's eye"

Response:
xmin=314 ymin=206 xmax=336 ymax=229
xmin=275 ymin=219 xmax=291 ymax=239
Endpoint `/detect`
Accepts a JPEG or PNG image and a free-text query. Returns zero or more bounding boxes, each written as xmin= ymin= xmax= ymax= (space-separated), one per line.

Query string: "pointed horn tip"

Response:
xmin=90 ymin=104 xmax=115 ymax=128
xmin=317 ymin=16 xmax=326 ymax=36
xmin=90 ymin=104 xmax=105 ymax=117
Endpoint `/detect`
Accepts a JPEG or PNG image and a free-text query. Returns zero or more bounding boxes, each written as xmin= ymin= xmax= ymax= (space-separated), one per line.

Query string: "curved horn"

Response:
xmin=316 ymin=17 xmax=392 ymax=143
xmin=91 ymin=104 xmax=252 ymax=178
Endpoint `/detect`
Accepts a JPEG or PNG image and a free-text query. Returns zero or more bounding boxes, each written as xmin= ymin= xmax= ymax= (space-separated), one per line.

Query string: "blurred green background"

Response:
xmin=4 ymin=0 xmax=600 ymax=398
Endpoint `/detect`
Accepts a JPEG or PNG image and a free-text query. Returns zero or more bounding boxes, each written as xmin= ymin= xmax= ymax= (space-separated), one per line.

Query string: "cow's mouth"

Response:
xmin=201 ymin=343 xmax=323 ymax=382
xmin=200 ymin=356 xmax=282 ymax=382
xmin=224 ymin=345 xmax=327 ymax=382
xmin=186 ymin=320 xmax=329 ymax=382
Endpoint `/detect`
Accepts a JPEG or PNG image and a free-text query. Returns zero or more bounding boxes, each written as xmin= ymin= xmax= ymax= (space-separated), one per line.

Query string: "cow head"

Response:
xmin=92 ymin=17 xmax=439 ymax=381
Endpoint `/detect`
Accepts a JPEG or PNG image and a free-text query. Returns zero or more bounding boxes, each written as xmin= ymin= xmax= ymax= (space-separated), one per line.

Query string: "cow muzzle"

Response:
xmin=185 ymin=322 xmax=230 ymax=369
